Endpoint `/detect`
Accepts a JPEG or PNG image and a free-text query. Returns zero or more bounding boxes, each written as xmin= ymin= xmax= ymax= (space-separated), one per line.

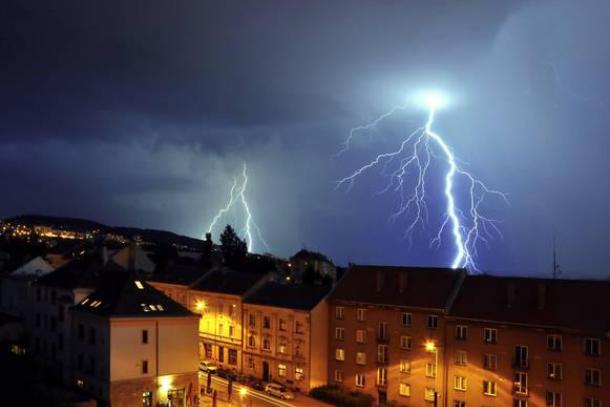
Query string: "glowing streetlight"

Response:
xmin=239 ymin=387 xmax=248 ymax=397
xmin=425 ymin=340 xmax=439 ymax=407
xmin=195 ymin=300 xmax=206 ymax=312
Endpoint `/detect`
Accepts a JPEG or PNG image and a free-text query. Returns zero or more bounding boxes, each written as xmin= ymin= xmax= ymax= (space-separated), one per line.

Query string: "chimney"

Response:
xmin=376 ymin=270 xmax=384 ymax=293
xmin=506 ymin=282 xmax=516 ymax=309
xmin=537 ymin=283 xmax=546 ymax=310
xmin=128 ymin=241 xmax=137 ymax=272
xmin=399 ymin=272 xmax=408 ymax=294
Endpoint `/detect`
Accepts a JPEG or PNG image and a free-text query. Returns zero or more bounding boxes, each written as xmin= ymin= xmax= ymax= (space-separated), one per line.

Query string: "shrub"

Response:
xmin=310 ymin=385 xmax=373 ymax=407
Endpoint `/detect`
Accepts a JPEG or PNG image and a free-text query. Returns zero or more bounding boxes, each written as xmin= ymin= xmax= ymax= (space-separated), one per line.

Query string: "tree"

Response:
xmin=302 ymin=264 xmax=317 ymax=284
xmin=220 ymin=225 xmax=247 ymax=267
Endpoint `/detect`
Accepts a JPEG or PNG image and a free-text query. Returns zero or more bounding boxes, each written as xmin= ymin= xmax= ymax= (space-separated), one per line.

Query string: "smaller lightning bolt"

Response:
xmin=206 ymin=163 xmax=270 ymax=254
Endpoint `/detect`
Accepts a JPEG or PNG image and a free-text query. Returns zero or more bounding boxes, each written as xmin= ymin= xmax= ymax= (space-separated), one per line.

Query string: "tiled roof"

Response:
xmin=244 ymin=282 xmax=330 ymax=310
xmin=72 ymin=270 xmax=194 ymax=318
xmin=329 ymin=265 xmax=464 ymax=311
xmin=291 ymin=249 xmax=332 ymax=264
xmin=190 ymin=268 xmax=267 ymax=296
xmin=148 ymin=263 xmax=208 ymax=286
xmin=449 ymin=274 xmax=610 ymax=334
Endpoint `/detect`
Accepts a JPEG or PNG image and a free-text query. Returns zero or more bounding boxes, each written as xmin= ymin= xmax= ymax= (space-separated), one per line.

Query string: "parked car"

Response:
xmin=199 ymin=361 xmax=218 ymax=373
xmin=216 ymin=367 xmax=238 ymax=381
xmin=264 ymin=383 xmax=295 ymax=400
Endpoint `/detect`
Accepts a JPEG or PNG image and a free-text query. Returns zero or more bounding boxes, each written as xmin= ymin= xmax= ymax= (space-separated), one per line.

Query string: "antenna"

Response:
xmin=552 ymin=236 xmax=561 ymax=279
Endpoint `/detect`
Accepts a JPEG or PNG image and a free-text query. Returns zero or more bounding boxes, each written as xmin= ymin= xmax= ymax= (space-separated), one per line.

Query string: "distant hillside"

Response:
xmin=4 ymin=214 xmax=204 ymax=249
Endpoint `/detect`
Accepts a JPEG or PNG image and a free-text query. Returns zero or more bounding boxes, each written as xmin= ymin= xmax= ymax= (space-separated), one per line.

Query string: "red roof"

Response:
xmin=329 ymin=265 xmax=464 ymax=311
xmin=449 ymin=275 xmax=610 ymax=334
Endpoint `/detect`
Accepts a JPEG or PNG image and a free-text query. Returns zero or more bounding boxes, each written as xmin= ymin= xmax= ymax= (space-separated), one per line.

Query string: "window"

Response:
xmin=399 ymin=359 xmax=411 ymax=374
xmin=142 ymin=330 xmax=148 ymax=344
xmin=263 ymin=316 xmax=271 ymax=329
xmin=142 ymin=360 xmax=148 ymax=374
xmin=279 ymin=319 xmax=287 ymax=331
xmin=228 ymin=349 xmax=237 ymax=365
xmin=547 ymin=362 xmax=562 ymax=380
xmin=335 ymin=327 xmax=345 ymax=341
xmin=514 ymin=372 xmax=528 ymax=394
xmin=143 ymin=391 xmax=153 ymax=407
xmin=400 ymin=335 xmax=411 ymax=350
xmin=585 ymin=368 xmax=601 ymax=386
xmin=514 ymin=345 xmax=528 ymax=368
xmin=295 ymin=321 xmax=304 ymax=334
xmin=355 ymin=373 xmax=365 ymax=387
xmin=218 ymin=346 xmax=224 ymax=362
xmin=248 ymin=314 xmax=256 ymax=327
xmin=262 ymin=338 xmax=271 ymax=351
xmin=278 ymin=343 xmax=287 ymax=354
xmin=484 ymin=328 xmax=497 ymax=344
xmin=248 ymin=357 xmax=254 ymax=369
xmin=376 ymin=367 xmax=387 ymax=386
xmin=455 ymin=350 xmax=467 ymax=365
xmin=377 ymin=322 xmax=388 ymax=340
xmin=401 ymin=312 xmax=412 ymax=326
xmin=334 ymin=370 xmax=343 ymax=383
xmin=584 ymin=338 xmax=601 ymax=356
xmin=483 ymin=380 xmax=497 ymax=396
xmin=425 ymin=362 xmax=437 ymax=378
xmin=454 ymin=375 xmax=467 ymax=391
xmin=377 ymin=344 xmax=388 ymax=363
xmin=335 ymin=348 xmax=345 ymax=361
xmin=204 ymin=343 xmax=212 ymax=358
xmin=427 ymin=315 xmax=438 ymax=329
xmin=295 ymin=367 xmax=304 ymax=380
xmin=248 ymin=335 xmax=256 ymax=348
xmin=356 ymin=352 xmax=367 ymax=365
xmin=399 ymin=383 xmax=411 ymax=397
xmin=585 ymin=398 xmax=602 ymax=407
xmin=335 ymin=306 xmax=344 ymax=320
xmin=484 ymin=353 xmax=498 ymax=370
xmin=356 ymin=329 xmax=367 ymax=344
xmin=78 ymin=323 xmax=84 ymax=341
xmin=278 ymin=364 xmax=287 ymax=377
xmin=456 ymin=325 xmax=468 ymax=340
xmin=513 ymin=400 xmax=527 ymax=407
xmin=424 ymin=388 xmax=437 ymax=402
xmin=454 ymin=402 xmax=466 ymax=407
xmin=547 ymin=334 xmax=562 ymax=351
xmin=546 ymin=391 xmax=561 ymax=407
xmin=356 ymin=308 xmax=366 ymax=322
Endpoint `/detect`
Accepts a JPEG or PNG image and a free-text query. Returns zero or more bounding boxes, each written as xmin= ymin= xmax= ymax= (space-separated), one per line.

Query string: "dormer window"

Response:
xmin=134 ymin=280 xmax=144 ymax=290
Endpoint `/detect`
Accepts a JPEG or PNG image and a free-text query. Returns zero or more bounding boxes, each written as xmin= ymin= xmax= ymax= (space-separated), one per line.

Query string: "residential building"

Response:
xmin=188 ymin=268 xmax=268 ymax=371
xmin=328 ymin=265 xmax=465 ymax=405
xmin=148 ymin=263 xmax=209 ymax=308
xmin=289 ymin=249 xmax=336 ymax=282
xmin=446 ymin=275 xmax=610 ymax=407
xmin=71 ymin=270 xmax=199 ymax=407
xmin=242 ymin=282 xmax=330 ymax=391
xmin=0 ymin=256 xmax=55 ymax=318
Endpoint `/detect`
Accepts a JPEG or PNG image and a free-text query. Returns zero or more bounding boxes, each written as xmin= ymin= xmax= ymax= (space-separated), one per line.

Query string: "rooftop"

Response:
xmin=190 ymin=268 xmax=267 ymax=296
xmin=244 ymin=281 xmax=331 ymax=310
xmin=36 ymin=254 xmax=118 ymax=290
xmin=72 ymin=270 xmax=194 ymax=318
xmin=329 ymin=264 xmax=464 ymax=311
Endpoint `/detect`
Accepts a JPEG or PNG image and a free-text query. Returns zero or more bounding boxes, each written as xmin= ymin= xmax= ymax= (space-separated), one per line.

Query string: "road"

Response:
xmin=198 ymin=373 xmax=331 ymax=407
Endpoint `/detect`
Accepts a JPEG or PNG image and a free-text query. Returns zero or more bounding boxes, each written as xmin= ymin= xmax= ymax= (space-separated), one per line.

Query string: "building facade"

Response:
xmin=242 ymin=282 xmax=330 ymax=392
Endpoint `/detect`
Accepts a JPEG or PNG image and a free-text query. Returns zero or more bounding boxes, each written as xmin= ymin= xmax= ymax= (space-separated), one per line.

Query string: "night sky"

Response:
xmin=2 ymin=1 xmax=610 ymax=278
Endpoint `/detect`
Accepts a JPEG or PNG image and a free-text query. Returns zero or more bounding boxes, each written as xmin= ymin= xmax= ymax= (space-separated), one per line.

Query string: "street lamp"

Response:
xmin=425 ymin=340 xmax=439 ymax=407
xmin=239 ymin=387 xmax=251 ymax=407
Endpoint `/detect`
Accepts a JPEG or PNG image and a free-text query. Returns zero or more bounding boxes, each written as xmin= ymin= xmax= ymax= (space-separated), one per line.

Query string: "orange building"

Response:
xmin=242 ymin=282 xmax=330 ymax=392
xmin=328 ymin=265 xmax=465 ymax=405
xmin=445 ymin=275 xmax=610 ymax=407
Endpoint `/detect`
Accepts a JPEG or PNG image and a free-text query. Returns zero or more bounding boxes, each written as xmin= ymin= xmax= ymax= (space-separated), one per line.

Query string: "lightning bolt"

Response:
xmin=338 ymin=97 xmax=507 ymax=272
xmin=206 ymin=163 xmax=270 ymax=254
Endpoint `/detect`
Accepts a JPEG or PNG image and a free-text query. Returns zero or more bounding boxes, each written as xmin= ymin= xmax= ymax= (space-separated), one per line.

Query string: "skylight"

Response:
xmin=134 ymin=280 xmax=144 ymax=290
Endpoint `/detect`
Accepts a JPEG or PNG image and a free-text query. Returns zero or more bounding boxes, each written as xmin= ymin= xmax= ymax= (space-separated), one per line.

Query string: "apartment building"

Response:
xmin=71 ymin=270 xmax=199 ymax=407
xmin=328 ymin=265 xmax=465 ymax=405
xmin=242 ymin=282 xmax=330 ymax=391
xmin=445 ymin=275 xmax=610 ymax=407
xmin=0 ymin=256 xmax=54 ymax=318
xmin=148 ymin=263 xmax=209 ymax=308
xmin=188 ymin=268 xmax=268 ymax=371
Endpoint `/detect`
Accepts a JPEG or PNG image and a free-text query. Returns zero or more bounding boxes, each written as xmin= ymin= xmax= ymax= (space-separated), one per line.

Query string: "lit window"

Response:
xmin=455 ymin=325 xmax=468 ymax=340
xmin=335 ymin=327 xmax=344 ymax=341
xmin=377 ymin=344 xmax=388 ymax=363
xmin=335 ymin=348 xmax=345 ymax=361
xmin=399 ymin=383 xmax=411 ymax=397
xmin=424 ymin=388 xmax=436 ymax=402
xmin=295 ymin=367 xmax=304 ymax=380
xmin=514 ymin=372 xmax=527 ymax=394
xmin=547 ymin=362 xmax=562 ymax=380
xmin=149 ymin=304 xmax=158 ymax=311
xmin=157 ymin=304 xmax=164 ymax=311
xmin=356 ymin=308 xmax=366 ymax=322
xmin=483 ymin=353 xmax=497 ymax=370
xmin=454 ymin=402 xmax=466 ymax=407
xmin=425 ymin=362 xmax=436 ymax=378
xmin=356 ymin=329 xmax=366 ymax=343
xmin=454 ymin=375 xmax=467 ymax=391
xmin=399 ymin=359 xmax=411 ymax=374
xmin=484 ymin=328 xmax=498 ymax=344
xmin=483 ymin=380 xmax=497 ymax=396
xmin=335 ymin=306 xmax=344 ymax=320
xmin=135 ymin=280 xmax=144 ymax=290
xmin=334 ymin=370 xmax=343 ymax=383
xmin=376 ymin=368 xmax=387 ymax=386
xmin=355 ymin=373 xmax=365 ymax=387
xmin=278 ymin=364 xmax=287 ymax=377
xmin=400 ymin=336 xmax=411 ymax=350
xmin=455 ymin=350 xmax=467 ymax=365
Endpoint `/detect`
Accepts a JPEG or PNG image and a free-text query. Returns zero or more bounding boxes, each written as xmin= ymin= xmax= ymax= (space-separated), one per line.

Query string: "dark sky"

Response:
xmin=2 ymin=0 xmax=610 ymax=278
